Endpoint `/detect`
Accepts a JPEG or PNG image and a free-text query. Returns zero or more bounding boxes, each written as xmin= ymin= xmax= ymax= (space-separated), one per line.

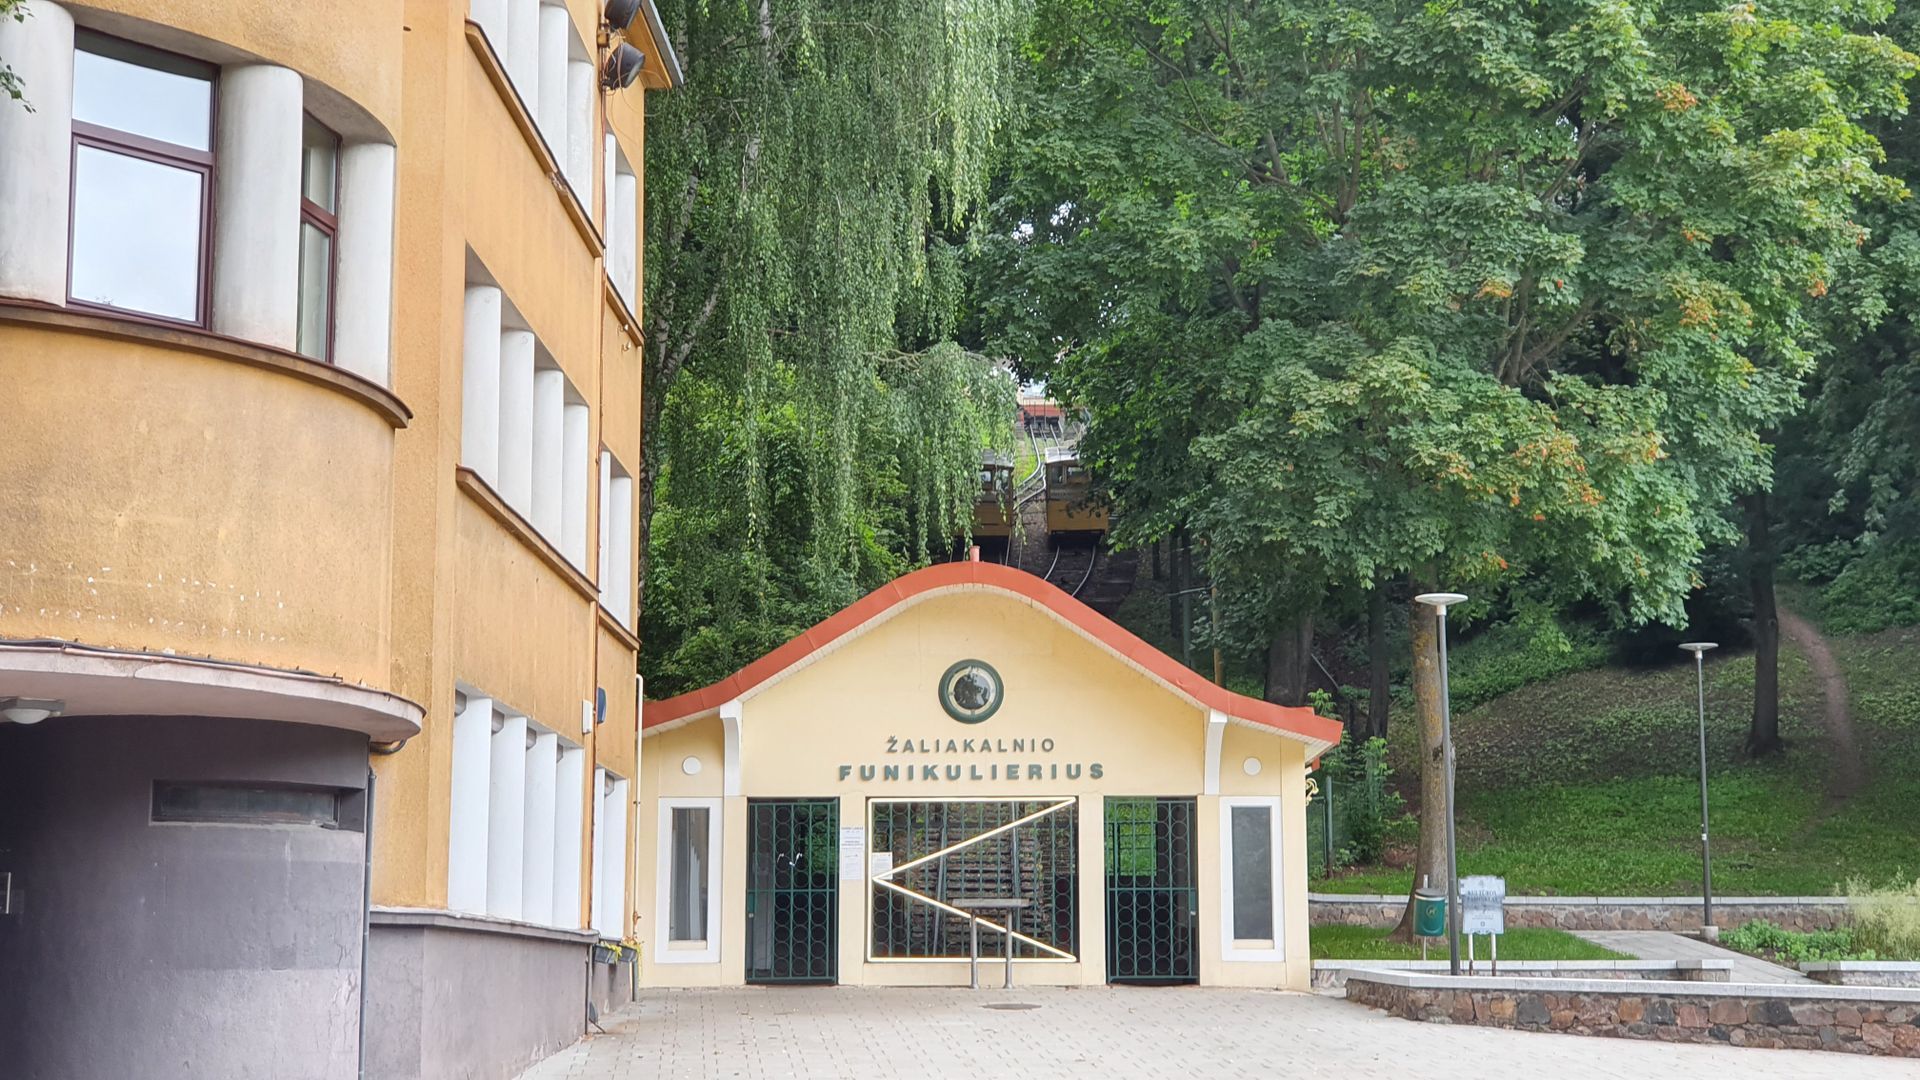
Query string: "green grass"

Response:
xmin=1309 ymin=925 xmax=1630 ymax=961
xmin=1314 ymin=622 xmax=1920 ymax=898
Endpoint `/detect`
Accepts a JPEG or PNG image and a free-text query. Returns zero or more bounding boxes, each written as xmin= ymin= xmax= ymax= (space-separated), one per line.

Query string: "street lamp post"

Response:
xmin=1416 ymin=592 xmax=1469 ymax=976
xmin=1680 ymin=641 xmax=1719 ymax=934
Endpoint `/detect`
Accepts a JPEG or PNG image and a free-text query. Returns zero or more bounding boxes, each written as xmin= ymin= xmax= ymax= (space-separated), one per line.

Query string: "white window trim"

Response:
xmin=1218 ymin=796 xmax=1284 ymax=962
xmin=654 ymin=796 xmax=722 ymax=965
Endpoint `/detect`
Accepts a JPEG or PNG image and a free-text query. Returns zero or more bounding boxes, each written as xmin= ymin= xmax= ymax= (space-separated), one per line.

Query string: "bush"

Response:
xmin=1847 ymin=877 xmax=1920 ymax=961
xmin=1819 ymin=545 xmax=1920 ymax=633
xmin=1315 ymin=735 xmax=1406 ymax=867
xmin=1444 ymin=617 xmax=1610 ymax=710
xmin=1721 ymin=920 xmax=1870 ymax=963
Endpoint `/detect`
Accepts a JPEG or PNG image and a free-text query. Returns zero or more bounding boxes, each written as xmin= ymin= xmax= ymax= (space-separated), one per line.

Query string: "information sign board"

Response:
xmin=1460 ymin=875 xmax=1506 ymax=936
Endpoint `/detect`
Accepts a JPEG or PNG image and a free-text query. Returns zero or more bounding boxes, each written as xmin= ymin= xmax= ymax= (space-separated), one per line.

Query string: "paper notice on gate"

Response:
xmin=869 ymin=852 xmax=893 ymax=879
xmin=839 ymin=826 xmax=865 ymax=881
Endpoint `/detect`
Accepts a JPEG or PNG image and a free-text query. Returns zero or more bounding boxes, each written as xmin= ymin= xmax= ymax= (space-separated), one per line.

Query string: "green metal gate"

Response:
xmin=1104 ymin=797 xmax=1197 ymax=983
xmin=746 ymin=799 xmax=839 ymax=984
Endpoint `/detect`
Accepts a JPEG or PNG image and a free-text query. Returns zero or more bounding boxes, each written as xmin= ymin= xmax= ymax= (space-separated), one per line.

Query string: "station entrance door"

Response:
xmin=745 ymin=799 xmax=840 ymax=984
xmin=1104 ymin=797 xmax=1198 ymax=983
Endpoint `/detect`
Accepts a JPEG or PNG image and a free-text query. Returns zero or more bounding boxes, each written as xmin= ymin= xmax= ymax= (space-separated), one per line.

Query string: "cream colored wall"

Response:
xmin=637 ymin=587 xmax=1316 ymax=990
xmin=0 ymin=324 xmax=397 ymax=688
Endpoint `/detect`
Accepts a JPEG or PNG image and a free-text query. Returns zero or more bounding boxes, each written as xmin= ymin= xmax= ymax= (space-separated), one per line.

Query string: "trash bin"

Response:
xmin=1413 ymin=883 xmax=1446 ymax=938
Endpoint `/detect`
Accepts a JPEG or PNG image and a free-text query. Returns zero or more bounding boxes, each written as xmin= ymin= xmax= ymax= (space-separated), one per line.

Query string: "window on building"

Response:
xmin=598 ymin=451 xmax=635 ymax=626
xmin=68 ymin=34 xmax=215 ymax=324
xmin=591 ymin=768 xmax=631 ymax=940
xmin=1220 ymin=797 xmax=1282 ymax=959
xmin=461 ymin=268 xmax=593 ymax=555
xmin=604 ymin=136 xmax=638 ymax=314
xmin=446 ymin=686 xmax=588 ymax=927
xmin=297 ymin=116 xmax=340 ymax=361
xmin=654 ymin=797 xmax=720 ymax=961
xmin=152 ymin=780 xmax=362 ymax=830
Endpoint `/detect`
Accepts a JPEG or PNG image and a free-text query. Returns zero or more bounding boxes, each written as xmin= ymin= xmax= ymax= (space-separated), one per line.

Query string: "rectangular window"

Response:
xmin=1220 ymin=797 xmax=1282 ymax=960
xmin=297 ymin=115 xmax=340 ymax=361
xmin=655 ymin=797 xmax=720 ymax=962
xmin=69 ymin=34 xmax=215 ymax=324
xmin=668 ymin=807 xmax=710 ymax=940
xmin=152 ymin=781 xmax=359 ymax=830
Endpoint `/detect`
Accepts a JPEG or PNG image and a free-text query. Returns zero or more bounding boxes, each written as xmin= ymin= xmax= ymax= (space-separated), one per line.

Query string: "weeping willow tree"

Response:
xmin=640 ymin=0 xmax=1025 ymax=695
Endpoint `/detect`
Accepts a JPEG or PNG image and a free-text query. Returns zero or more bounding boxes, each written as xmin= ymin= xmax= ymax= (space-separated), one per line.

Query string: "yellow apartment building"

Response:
xmin=0 ymin=2 xmax=677 ymax=1077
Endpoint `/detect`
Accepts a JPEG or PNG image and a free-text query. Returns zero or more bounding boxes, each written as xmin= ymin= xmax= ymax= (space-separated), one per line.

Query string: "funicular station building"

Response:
xmin=638 ymin=561 xmax=1341 ymax=990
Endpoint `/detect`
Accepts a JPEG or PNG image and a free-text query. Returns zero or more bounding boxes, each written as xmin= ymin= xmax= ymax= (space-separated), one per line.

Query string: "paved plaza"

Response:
xmin=519 ymin=985 xmax=1910 ymax=1078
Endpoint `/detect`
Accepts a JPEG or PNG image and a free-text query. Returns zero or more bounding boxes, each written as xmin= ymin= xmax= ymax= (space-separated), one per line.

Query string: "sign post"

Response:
xmin=1460 ymin=875 xmax=1506 ymax=974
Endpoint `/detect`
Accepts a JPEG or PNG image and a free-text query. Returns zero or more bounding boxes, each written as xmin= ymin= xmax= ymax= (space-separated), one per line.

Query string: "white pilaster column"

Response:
xmin=0 ymin=1 xmax=75 ymax=304
xmin=612 ymin=168 xmax=639 ymax=310
xmin=498 ymin=328 xmax=536 ymax=514
xmin=609 ymin=472 xmax=635 ymax=625
xmin=596 ymin=451 xmax=613 ymax=595
xmin=447 ymin=693 xmax=494 ymax=914
xmin=601 ymin=133 xmax=616 ymax=232
xmin=211 ymin=64 xmax=303 ymax=349
xmin=532 ymin=367 xmax=566 ymax=540
xmin=553 ymin=743 xmax=587 ymax=926
xmin=487 ymin=711 xmax=529 ymax=920
xmin=561 ymin=403 xmax=591 ymax=566
xmin=470 ymin=0 xmax=508 ymax=50
xmin=536 ymin=3 xmax=569 ymax=152
xmin=566 ymin=59 xmax=594 ymax=196
xmin=522 ymin=729 xmax=559 ymax=925
xmin=506 ymin=0 xmax=541 ymax=112
xmin=460 ymin=285 xmax=504 ymax=482
xmin=601 ymin=776 xmax=630 ymax=939
xmin=332 ymin=141 xmax=396 ymax=385
xmin=589 ymin=765 xmax=609 ymax=934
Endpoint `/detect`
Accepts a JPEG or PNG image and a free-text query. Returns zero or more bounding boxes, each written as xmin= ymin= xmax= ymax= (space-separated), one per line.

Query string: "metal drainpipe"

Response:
xmin=358 ymin=766 xmax=377 ymax=1080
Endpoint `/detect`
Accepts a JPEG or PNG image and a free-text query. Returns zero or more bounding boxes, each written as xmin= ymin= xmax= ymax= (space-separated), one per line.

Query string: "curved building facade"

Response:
xmin=0 ymin=2 xmax=678 ymax=1077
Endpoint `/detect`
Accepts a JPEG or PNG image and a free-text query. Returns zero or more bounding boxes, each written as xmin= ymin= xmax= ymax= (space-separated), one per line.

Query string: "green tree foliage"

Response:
xmin=2 ymin=0 xmax=29 ymax=107
xmin=981 ymin=0 xmax=1916 ymax=647
xmin=640 ymin=0 xmax=1026 ymax=695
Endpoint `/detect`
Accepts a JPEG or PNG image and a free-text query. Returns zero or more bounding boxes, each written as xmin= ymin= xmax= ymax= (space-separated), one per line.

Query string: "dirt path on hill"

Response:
xmin=1778 ymin=606 xmax=1865 ymax=803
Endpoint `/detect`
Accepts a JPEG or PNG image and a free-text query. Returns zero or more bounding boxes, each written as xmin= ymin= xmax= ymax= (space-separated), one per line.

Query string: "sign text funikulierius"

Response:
xmin=837 ymin=736 xmax=1102 ymax=783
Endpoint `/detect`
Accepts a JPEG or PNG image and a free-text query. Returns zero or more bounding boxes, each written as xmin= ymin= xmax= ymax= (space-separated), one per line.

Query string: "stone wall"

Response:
xmin=1802 ymin=963 xmax=1920 ymax=989
xmin=1312 ymin=959 xmax=1728 ymax=990
xmin=1312 ymin=893 xmax=1851 ymax=932
xmin=1345 ymin=970 xmax=1920 ymax=1058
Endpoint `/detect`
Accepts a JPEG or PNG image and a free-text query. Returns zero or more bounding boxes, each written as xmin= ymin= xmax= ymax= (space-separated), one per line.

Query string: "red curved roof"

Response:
xmin=642 ymin=560 xmax=1342 ymax=749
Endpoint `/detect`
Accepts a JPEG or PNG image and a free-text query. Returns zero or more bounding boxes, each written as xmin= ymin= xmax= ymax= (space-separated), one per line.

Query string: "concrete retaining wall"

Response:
xmin=1312 ymin=893 xmax=1851 ymax=932
xmin=1345 ymin=969 xmax=1920 ymax=1057
xmin=1801 ymin=962 xmax=1920 ymax=989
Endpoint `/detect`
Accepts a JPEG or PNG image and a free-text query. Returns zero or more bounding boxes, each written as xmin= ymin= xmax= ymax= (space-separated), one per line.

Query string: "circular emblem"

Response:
xmin=938 ymin=659 xmax=1004 ymax=724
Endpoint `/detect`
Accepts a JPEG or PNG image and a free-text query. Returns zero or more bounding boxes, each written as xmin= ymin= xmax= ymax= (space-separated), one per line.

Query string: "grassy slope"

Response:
xmin=1319 ymin=622 xmax=1920 ymax=896
xmin=1310 ymin=925 xmax=1628 ymax=961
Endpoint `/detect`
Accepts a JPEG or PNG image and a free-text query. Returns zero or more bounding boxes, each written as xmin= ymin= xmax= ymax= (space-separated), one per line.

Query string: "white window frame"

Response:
xmin=654 ymin=796 xmax=722 ymax=964
xmin=1218 ymin=796 xmax=1284 ymax=962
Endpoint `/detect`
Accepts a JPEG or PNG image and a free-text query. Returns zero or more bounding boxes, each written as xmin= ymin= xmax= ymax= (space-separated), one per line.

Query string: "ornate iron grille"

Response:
xmin=745 ymin=799 xmax=839 ymax=984
xmin=1104 ymin=797 xmax=1198 ymax=983
xmin=869 ymin=798 xmax=1078 ymax=961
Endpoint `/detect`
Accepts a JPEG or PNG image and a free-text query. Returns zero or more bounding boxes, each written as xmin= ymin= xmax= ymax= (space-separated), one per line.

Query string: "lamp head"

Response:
xmin=1413 ymin=592 xmax=1469 ymax=609
xmin=0 ymin=697 xmax=64 ymax=725
xmin=601 ymin=42 xmax=646 ymax=90
xmin=1679 ymin=642 xmax=1719 ymax=655
xmin=603 ymin=0 xmax=642 ymax=31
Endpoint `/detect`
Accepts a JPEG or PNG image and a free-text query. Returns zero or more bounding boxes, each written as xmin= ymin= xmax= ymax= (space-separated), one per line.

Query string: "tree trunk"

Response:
xmin=1367 ymin=581 xmax=1390 ymax=741
xmin=1389 ymin=591 xmax=1449 ymax=942
xmin=1264 ymin=612 xmax=1314 ymax=707
xmin=1169 ymin=528 xmax=1187 ymax=661
xmin=1746 ymin=491 xmax=1784 ymax=757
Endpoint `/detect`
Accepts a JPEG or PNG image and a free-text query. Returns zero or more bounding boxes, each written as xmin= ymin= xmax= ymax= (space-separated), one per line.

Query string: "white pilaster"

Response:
xmin=1203 ymin=708 xmax=1228 ymax=796
xmin=599 ymin=776 xmax=630 ymax=940
xmin=460 ymin=285 xmax=504 ymax=482
xmin=506 ymin=0 xmax=540 ymax=112
xmin=720 ymin=699 xmax=743 ymax=798
xmin=332 ymin=141 xmax=396 ymax=385
xmin=211 ymin=64 xmax=303 ymax=349
xmin=553 ymin=742 xmax=587 ymax=927
xmin=470 ymin=0 xmax=509 ymax=50
xmin=487 ymin=710 xmax=529 ymax=919
xmin=536 ymin=3 xmax=569 ymax=152
xmin=601 ymin=132 xmax=616 ymax=231
xmin=498 ymin=328 xmax=536 ymax=515
xmin=565 ymin=59 xmax=594 ymax=197
xmin=0 ymin=1 xmax=75 ymax=304
xmin=589 ymin=765 xmax=609 ymax=935
xmin=608 ymin=471 xmax=635 ymax=625
xmin=447 ymin=692 xmax=494 ymax=914
xmin=532 ymin=367 xmax=566 ymax=540
xmin=562 ymin=402 xmax=591 ymax=566
xmin=612 ymin=167 xmax=639 ymax=311
xmin=522 ymin=728 xmax=559 ymax=925
xmin=596 ymin=451 xmax=613 ymax=594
